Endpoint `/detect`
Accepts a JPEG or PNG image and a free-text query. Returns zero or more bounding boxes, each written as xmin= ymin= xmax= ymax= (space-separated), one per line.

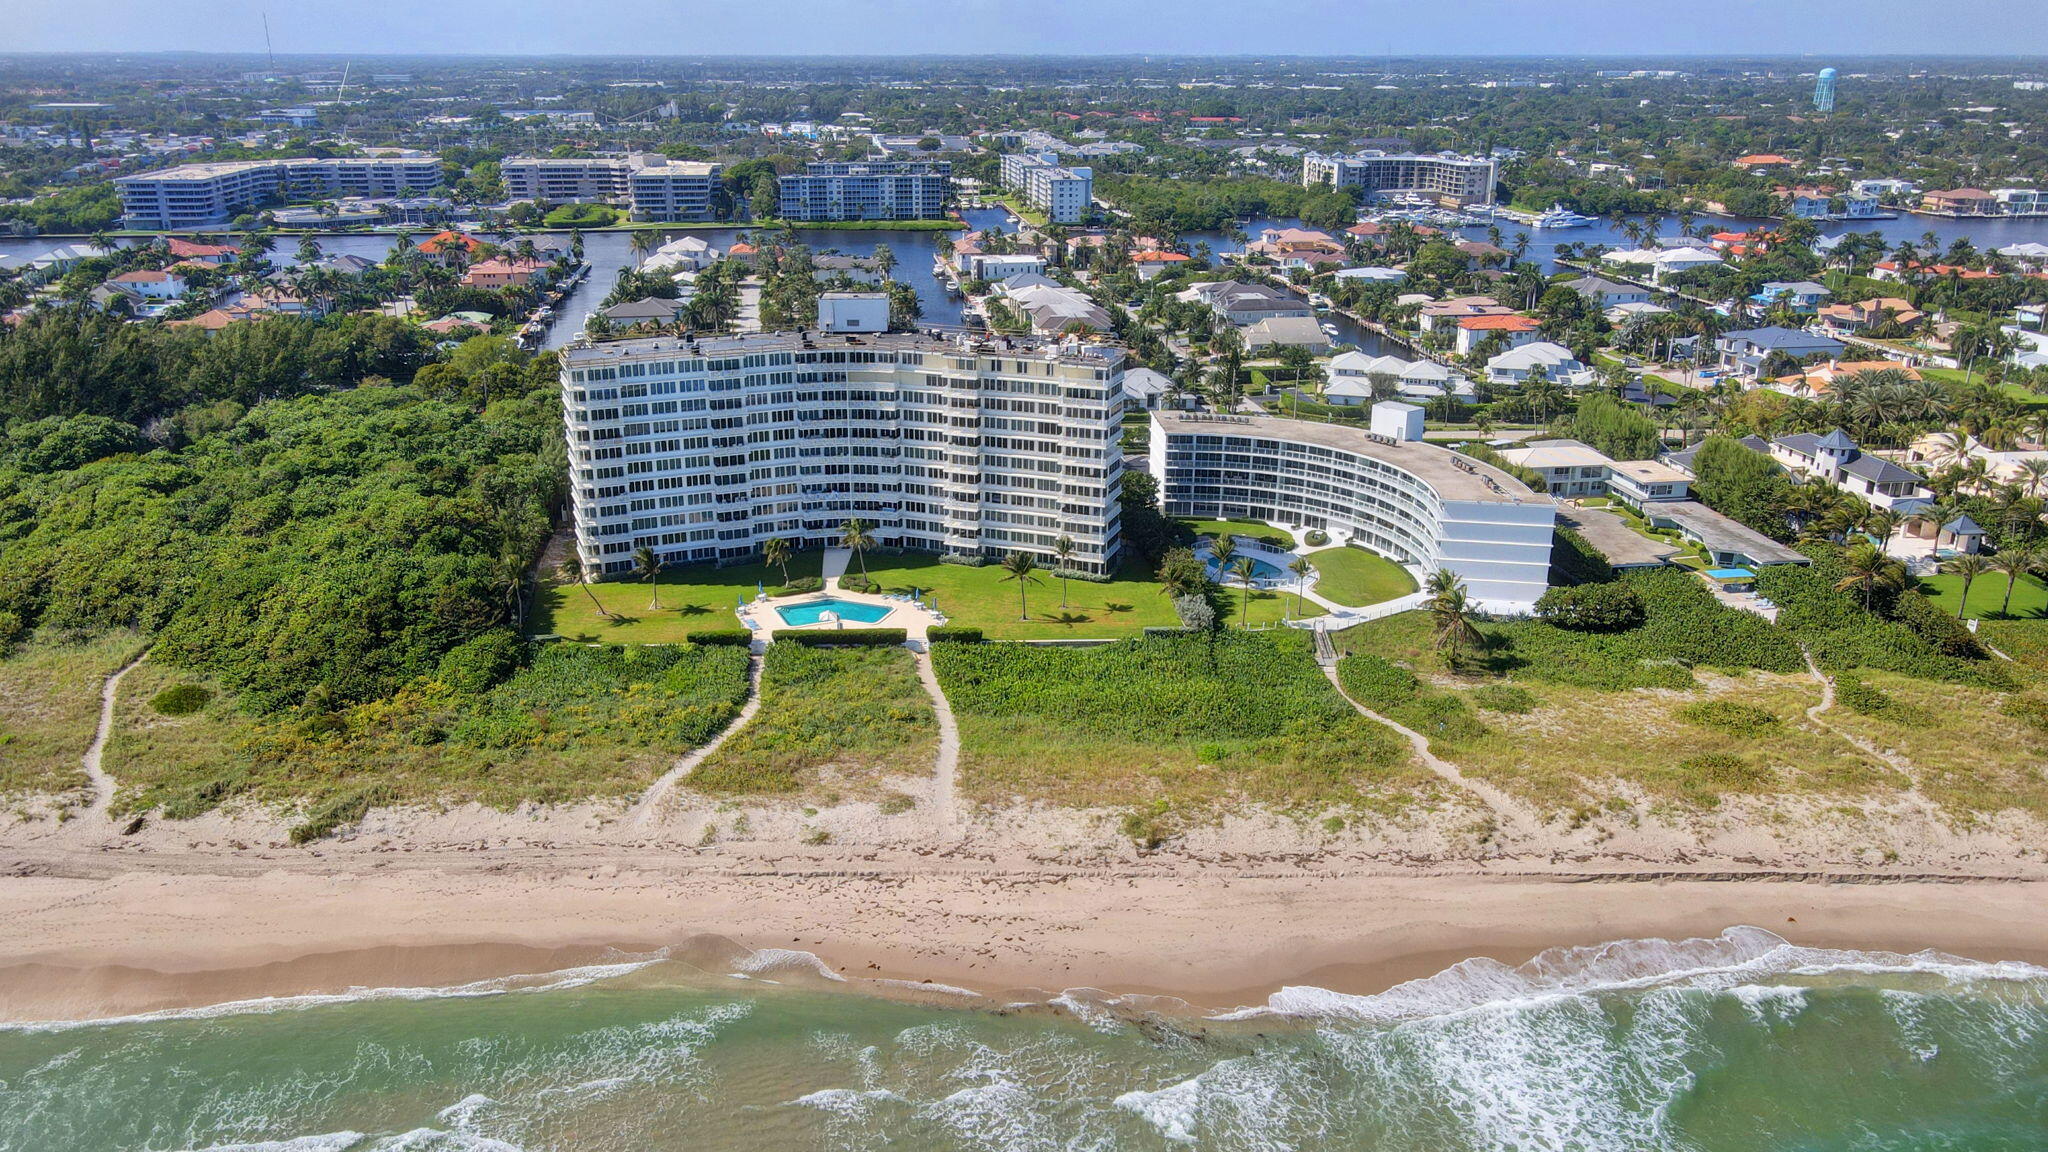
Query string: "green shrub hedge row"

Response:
xmin=780 ymin=628 xmax=907 ymax=647
xmin=686 ymin=631 xmax=753 ymax=647
xmin=927 ymin=626 xmax=984 ymax=643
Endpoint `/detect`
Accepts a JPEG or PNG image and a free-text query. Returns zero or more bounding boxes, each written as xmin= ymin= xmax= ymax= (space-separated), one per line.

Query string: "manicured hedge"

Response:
xmin=686 ymin=631 xmax=753 ymax=647
xmin=781 ymin=628 xmax=907 ymax=647
xmin=926 ymin=626 xmax=984 ymax=643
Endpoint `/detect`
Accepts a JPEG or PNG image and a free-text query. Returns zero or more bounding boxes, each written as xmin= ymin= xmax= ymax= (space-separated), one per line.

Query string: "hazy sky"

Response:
xmin=14 ymin=0 xmax=2048 ymax=57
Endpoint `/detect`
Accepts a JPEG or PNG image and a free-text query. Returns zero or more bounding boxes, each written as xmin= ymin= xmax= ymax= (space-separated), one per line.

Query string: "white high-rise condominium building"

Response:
xmin=560 ymin=325 xmax=1127 ymax=577
xmin=1301 ymin=151 xmax=1499 ymax=207
xmin=1149 ymin=408 xmax=1555 ymax=610
xmin=1000 ymin=152 xmax=1094 ymax=223
xmin=776 ymin=161 xmax=951 ymax=222
xmin=115 ymin=156 xmax=442 ymax=229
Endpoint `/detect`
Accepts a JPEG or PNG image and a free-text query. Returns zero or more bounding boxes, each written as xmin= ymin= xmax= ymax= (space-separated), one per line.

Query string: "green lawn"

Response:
xmin=1307 ymin=547 xmax=1417 ymax=607
xmin=533 ymin=560 xmax=805 ymax=644
xmin=1914 ymin=571 xmax=2048 ymax=620
xmin=1180 ymin=518 xmax=1296 ymax=549
xmin=535 ymin=550 xmax=1323 ymax=644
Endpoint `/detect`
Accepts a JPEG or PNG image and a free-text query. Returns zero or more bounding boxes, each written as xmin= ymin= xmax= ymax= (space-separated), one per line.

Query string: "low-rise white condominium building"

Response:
xmin=116 ymin=156 xmax=443 ymax=229
xmin=1000 ymin=152 xmax=1094 ymax=223
xmin=777 ymin=161 xmax=951 ymax=222
xmin=1301 ymin=151 xmax=1498 ymax=207
xmin=500 ymin=154 xmax=723 ymax=221
xmin=1149 ymin=406 xmax=1556 ymax=611
xmin=559 ymin=325 xmax=1127 ymax=577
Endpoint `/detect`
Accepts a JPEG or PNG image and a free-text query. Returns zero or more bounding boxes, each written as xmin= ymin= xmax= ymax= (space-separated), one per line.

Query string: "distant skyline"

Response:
xmin=15 ymin=0 xmax=2048 ymax=58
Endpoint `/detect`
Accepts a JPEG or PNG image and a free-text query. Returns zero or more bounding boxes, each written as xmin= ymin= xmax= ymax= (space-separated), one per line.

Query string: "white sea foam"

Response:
xmin=1048 ymin=989 xmax=1128 ymax=1033
xmin=1114 ymin=1076 xmax=1204 ymax=1144
xmin=172 ymin=1135 xmax=370 ymax=1152
xmin=1215 ymin=926 xmax=2048 ymax=1024
xmin=2 ymin=956 xmax=669 ymax=1033
xmin=787 ymin=1086 xmax=906 ymax=1115
xmin=731 ymin=947 xmax=848 ymax=982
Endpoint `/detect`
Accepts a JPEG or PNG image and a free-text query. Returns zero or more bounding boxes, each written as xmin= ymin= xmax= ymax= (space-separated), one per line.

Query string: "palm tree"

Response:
xmin=1833 ymin=542 xmax=1903 ymax=610
xmin=1425 ymin=570 xmax=1482 ymax=666
xmin=1945 ymin=553 xmax=1990 ymax=619
xmin=632 ymin=545 xmax=664 ymax=610
xmin=1987 ymin=547 xmax=2039 ymax=617
xmin=839 ymin=518 xmax=875 ymax=582
xmin=630 ymin=229 xmax=658 ymax=260
xmin=871 ymin=242 xmax=897 ymax=281
xmin=999 ymin=551 xmax=1041 ymax=621
xmin=1208 ymin=534 xmax=1237 ymax=577
xmin=1229 ymin=557 xmax=1259 ymax=628
xmin=1052 ymin=535 xmax=1076 ymax=607
xmin=1288 ymin=555 xmax=1313 ymax=617
xmin=2018 ymin=458 xmax=2048 ymax=498
xmin=557 ymin=552 xmax=612 ymax=620
xmin=762 ymin=537 xmax=793 ymax=589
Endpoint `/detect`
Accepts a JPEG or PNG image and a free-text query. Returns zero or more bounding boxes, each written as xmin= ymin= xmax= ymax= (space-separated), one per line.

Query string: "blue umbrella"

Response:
xmin=736 ymin=592 xmax=745 ymax=608
xmin=757 ymin=581 xmax=764 ymax=599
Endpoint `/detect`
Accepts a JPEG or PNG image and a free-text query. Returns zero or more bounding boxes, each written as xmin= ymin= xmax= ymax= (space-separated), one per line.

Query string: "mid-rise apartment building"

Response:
xmin=499 ymin=153 xmax=722 ymax=221
xmin=559 ymin=322 xmax=1125 ymax=578
xmin=1301 ymin=151 xmax=1498 ymax=207
xmin=115 ymin=156 xmax=443 ymax=229
xmin=1150 ymin=407 xmax=1555 ymax=611
xmin=1000 ymin=152 xmax=1094 ymax=223
xmin=776 ymin=161 xmax=950 ymax=222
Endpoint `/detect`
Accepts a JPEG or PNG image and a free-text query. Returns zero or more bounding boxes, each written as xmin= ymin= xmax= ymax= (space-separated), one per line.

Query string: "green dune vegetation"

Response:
xmin=690 ymin=641 xmax=937 ymax=797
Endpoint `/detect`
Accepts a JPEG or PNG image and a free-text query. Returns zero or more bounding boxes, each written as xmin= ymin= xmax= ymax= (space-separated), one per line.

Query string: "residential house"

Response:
xmin=1242 ymin=226 xmax=1344 ymax=262
xmin=1130 ymin=250 xmax=1192 ymax=280
xmin=1494 ymin=439 xmax=1617 ymax=499
xmin=1562 ymin=275 xmax=1651 ymax=308
xmin=1733 ymin=154 xmax=1795 ymax=171
xmin=1662 ymin=435 xmax=1772 ymax=477
xmin=1770 ymin=359 xmax=1920 ymax=400
xmin=1921 ymin=188 xmax=1999 ymax=215
xmin=1643 ymin=501 xmax=1811 ymax=569
xmin=1332 ymin=266 xmax=1407 ymax=285
xmin=1769 ymin=428 xmax=1933 ymax=511
xmin=415 ymin=231 xmax=486 ymax=267
xmin=1750 ymin=280 xmax=1832 ymax=314
xmin=1816 ymin=298 xmax=1922 ymax=336
xmin=1605 ymin=300 xmax=1672 ymax=325
xmin=461 ymin=257 xmax=551 ymax=290
xmin=1241 ymin=315 xmax=1331 ymax=353
xmin=1120 ymin=367 xmax=1189 ymax=411
xmin=164 ymin=236 xmax=240 ymax=265
xmin=1486 ymin=341 xmax=1586 ymax=386
xmin=1454 ymin=313 xmax=1542 ymax=355
xmin=1714 ymin=327 xmax=1845 ymax=377
xmin=1453 ymin=239 xmax=1509 ymax=266
xmin=961 ymin=252 xmax=1048 ymax=281
xmin=1417 ymin=295 xmax=1512 ymax=332
xmin=1180 ymin=280 xmax=1313 ymax=326
xmin=106 ymin=269 xmax=188 ymax=300
xmin=639 ymin=235 xmax=718 ymax=274
xmin=1000 ymin=276 xmax=1110 ymax=335
xmin=1325 ymin=351 xmax=1470 ymax=403
xmin=601 ymin=297 xmax=693 ymax=327
xmin=22 ymin=242 xmax=114 ymax=285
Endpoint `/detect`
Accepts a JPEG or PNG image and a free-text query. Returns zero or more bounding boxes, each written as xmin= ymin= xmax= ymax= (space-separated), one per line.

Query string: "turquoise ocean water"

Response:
xmin=2 ymin=926 xmax=2044 ymax=1151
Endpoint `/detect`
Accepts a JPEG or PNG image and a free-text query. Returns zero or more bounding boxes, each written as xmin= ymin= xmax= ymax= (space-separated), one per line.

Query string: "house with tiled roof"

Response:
xmin=1733 ymin=154 xmax=1795 ymax=170
xmin=164 ymin=236 xmax=241 ymax=264
xmin=1129 ymin=250 xmax=1192 ymax=280
xmin=1921 ymin=188 xmax=1998 ymax=215
xmin=1454 ymin=312 xmax=1542 ymax=354
xmin=461 ymin=257 xmax=552 ymax=289
xmin=1769 ymin=359 xmax=1919 ymax=400
xmin=107 ymin=269 xmax=188 ymax=299
xmin=415 ymin=230 xmax=486 ymax=266
xmin=1816 ymin=298 xmax=1923 ymax=336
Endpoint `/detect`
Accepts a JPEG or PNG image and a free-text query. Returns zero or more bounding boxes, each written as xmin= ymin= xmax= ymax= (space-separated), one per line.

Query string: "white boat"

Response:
xmin=1533 ymin=204 xmax=1599 ymax=229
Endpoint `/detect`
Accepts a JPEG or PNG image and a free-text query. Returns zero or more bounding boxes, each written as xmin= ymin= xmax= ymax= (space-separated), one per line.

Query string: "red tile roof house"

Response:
xmin=1733 ymin=154 xmax=1796 ymax=170
xmin=164 ymin=237 xmax=241 ymax=265
xmin=1921 ymin=188 xmax=1999 ymax=216
xmin=107 ymin=269 xmax=188 ymax=299
xmin=1417 ymin=296 xmax=1513 ymax=333
xmin=421 ymin=315 xmax=491 ymax=336
xmin=1454 ymin=313 xmax=1543 ymax=355
xmin=461 ymin=257 xmax=551 ymax=289
xmin=1129 ymin=250 xmax=1192 ymax=280
xmin=415 ymin=231 xmax=486 ymax=267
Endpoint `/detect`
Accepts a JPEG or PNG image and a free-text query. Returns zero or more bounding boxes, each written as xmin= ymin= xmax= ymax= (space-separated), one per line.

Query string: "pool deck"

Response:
xmin=733 ymin=548 xmax=946 ymax=642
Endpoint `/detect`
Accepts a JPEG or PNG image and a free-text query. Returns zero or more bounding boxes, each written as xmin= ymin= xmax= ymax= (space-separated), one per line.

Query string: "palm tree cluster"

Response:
xmin=1425 ymin=569 xmax=1482 ymax=665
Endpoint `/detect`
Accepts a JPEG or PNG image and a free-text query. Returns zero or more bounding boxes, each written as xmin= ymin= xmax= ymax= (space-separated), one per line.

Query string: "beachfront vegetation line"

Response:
xmin=689 ymin=642 xmax=936 ymax=796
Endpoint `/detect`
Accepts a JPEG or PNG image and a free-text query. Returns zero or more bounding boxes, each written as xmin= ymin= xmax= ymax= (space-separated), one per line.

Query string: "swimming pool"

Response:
xmin=773 ymin=597 xmax=896 ymax=627
xmin=1204 ymin=554 xmax=1286 ymax=581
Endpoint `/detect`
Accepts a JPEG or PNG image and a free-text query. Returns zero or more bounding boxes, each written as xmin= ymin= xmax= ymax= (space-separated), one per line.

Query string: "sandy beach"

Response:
xmin=3 ymin=796 xmax=2046 ymax=1024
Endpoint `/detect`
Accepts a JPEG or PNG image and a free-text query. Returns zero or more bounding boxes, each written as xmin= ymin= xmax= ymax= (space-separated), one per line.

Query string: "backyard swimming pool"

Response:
xmin=773 ymin=597 xmax=896 ymax=627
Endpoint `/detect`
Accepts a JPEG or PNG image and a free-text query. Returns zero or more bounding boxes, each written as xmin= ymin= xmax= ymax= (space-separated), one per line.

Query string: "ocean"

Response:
xmin=2 ymin=926 xmax=2043 ymax=1151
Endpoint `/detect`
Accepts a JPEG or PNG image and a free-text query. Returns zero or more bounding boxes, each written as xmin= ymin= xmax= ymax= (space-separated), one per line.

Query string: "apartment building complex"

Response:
xmin=499 ymin=153 xmax=723 ymax=221
xmin=1301 ymin=151 xmax=1499 ymax=207
xmin=558 ymin=324 xmax=1126 ymax=578
xmin=1149 ymin=407 xmax=1555 ymax=610
xmin=115 ymin=156 xmax=442 ymax=229
xmin=776 ymin=161 xmax=951 ymax=222
xmin=999 ymin=152 xmax=1094 ymax=223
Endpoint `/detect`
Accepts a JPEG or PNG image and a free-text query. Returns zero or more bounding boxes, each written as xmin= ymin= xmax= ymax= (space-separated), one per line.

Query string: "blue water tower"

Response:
xmin=1814 ymin=68 xmax=1838 ymax=114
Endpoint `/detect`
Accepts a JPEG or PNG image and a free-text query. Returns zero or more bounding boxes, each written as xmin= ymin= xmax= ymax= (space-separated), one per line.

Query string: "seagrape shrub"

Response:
xmin=1486 ymin=569 xmax=1801 ymax=690
xmin=446 ymin=643 xmax=750 ymax=750
xmin=150 ymin=683 xmax=214 ymax=716
xmin=1834 ymin=674 xmax=1929 ymax=726
xmin=1335 ymin=654 xmax=1420 ymax=709
xmin=1335 ymin=654 xmax=1487 ymax=748
xmin=1534 ymin=583 xmax=1645 ymax=632
xmin=1756 ymin=562 xmax=2015 ymax=689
